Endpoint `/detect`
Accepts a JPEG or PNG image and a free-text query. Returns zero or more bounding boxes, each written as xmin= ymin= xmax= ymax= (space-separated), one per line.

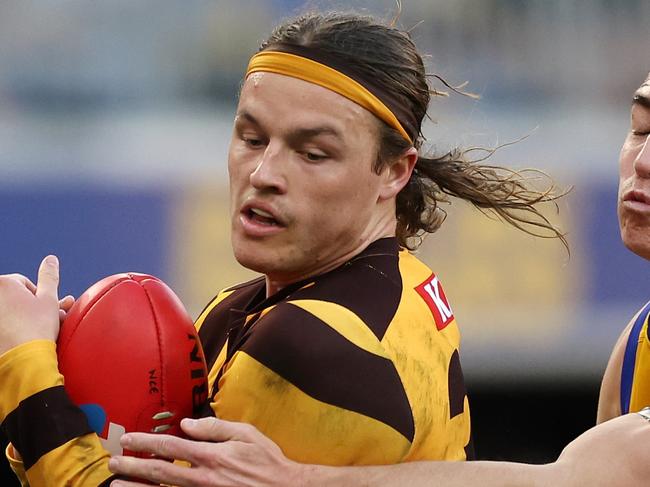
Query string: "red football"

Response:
xmin=57 ymin=273 xmax=208 ymax=457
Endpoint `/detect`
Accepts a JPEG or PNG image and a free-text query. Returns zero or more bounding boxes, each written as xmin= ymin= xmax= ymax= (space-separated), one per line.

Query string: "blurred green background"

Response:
xmin=1 ymin=0 xmax=649 ymax=477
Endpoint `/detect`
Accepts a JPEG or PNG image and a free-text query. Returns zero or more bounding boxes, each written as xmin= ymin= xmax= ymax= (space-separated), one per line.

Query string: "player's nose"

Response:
xmin=249 ymin=141 xmax=288 ymax=193
xmin=633 ymin=135 xmax=650 ymax=179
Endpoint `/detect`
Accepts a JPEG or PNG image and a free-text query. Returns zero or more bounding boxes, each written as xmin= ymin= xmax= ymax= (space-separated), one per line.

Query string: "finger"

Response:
xmin=4 ymin=274 xmax=37 ymax=293
xmin=110 ymin=478 xmax=156 ymax=487
xmin=59 ymin=295 xmax=75 ymax=311
xmin=59 ymin=309 xmax=67 ymax=322
xmin=36 ymin=255 xmax=59 ymax=302
xmin=109 ymin=480 xmax=151 ymax=487
xmin=181 ymin=416 xmax=261 ymax=443
xmin=109 ymin=456 xmax=200 ymax=486
xmin=8 ymin=444 xmax=22 ymax=462
xmin=120 ymin=432 xmax=203 ymax=464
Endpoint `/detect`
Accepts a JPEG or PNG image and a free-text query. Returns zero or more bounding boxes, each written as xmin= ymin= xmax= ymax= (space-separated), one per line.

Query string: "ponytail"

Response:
xmin=378 ymin=126 xmax=569 ymax=251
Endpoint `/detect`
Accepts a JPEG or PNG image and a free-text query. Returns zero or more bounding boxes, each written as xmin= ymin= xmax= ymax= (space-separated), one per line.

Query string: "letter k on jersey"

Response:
xmin=415 ymin=274 xmax=454 ymax=330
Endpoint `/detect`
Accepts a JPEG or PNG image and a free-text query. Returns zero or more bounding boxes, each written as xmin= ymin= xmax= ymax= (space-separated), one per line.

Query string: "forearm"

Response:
xmin=0 ymin=340 xmax=113 ymax=485
xmin=299 ymin=460 xmax=562 ymax=487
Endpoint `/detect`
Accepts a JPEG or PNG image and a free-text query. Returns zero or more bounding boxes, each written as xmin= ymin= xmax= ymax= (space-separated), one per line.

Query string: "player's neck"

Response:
xmin=264 ymin=222 xmax=397 ymax=297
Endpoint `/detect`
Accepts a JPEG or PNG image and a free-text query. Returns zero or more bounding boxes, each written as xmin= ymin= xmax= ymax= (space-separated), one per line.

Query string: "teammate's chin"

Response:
xmin=620 ymin=217 xmax=650 ymax=261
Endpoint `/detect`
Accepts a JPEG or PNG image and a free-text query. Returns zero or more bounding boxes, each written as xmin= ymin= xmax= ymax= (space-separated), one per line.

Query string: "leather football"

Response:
xmin=57 ymin=273 xmax=208 ymax=456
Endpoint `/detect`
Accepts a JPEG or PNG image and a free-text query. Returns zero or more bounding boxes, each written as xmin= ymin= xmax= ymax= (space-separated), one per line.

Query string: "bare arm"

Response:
xmin=108 ymin=418 xmax=555 ymax=487
xmin=597 ymin=313 xmax=639 ymax=423
xmin=108 ymin=414 xmax=650 ymax=487
xmin=297 ymin=460 xmax=553 ymax=487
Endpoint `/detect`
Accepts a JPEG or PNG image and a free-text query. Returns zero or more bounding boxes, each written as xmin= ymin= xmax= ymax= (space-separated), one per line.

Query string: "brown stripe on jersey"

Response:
xmin=289 ymin=238 xmax=402 ymax=341
xmin=448 ymin=349 xmax=468 ymax=419
xmin=2 ymin=386 xmax=93 ymax=469
xmin=240 ymin=302 xmax=415 ymax=441
xmin=464 ymin=435 xmax=476 ymax=460
xmin=198 ymin=277 xmax=266 ymax=373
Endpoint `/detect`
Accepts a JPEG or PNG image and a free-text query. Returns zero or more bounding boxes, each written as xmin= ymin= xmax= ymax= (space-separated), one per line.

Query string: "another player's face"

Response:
xmin=228 ymin=72 xmax=393 ymax=290
xmin=618 ymin=74 xmax=650 ymax=259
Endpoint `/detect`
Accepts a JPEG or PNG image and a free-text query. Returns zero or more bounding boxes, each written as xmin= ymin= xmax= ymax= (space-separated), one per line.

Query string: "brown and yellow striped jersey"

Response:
xmin=196 ymin=237 xmax=473 ymax=464
xmin=0 ymin=237 xmax=471 ymax=484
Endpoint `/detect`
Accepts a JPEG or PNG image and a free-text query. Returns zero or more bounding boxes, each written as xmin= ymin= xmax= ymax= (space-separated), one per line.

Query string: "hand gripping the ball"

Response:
xmin=0 ymin=255 xmax=66 ymax=356
xmin=108 ymin=417 xmax=305 ymax=487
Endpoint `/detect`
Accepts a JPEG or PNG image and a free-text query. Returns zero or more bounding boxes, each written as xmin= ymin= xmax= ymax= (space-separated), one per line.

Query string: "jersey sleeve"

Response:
xmin=620 ymin=302 xmax=650 ymax=414
xmin=209 ymin=301 xmax=414 ymax=466
xmin=0 ymin=340 xmax=114 ymax=485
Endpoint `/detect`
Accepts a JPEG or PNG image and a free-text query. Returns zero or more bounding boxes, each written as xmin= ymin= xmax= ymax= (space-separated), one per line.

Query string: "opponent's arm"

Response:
xmin=596 ymin=319 xmax=633 ymax=423
xmin=108 ymin=413 xmax=650 ymax=487
xmin=109 ymin=418 xmax=549 ymax=487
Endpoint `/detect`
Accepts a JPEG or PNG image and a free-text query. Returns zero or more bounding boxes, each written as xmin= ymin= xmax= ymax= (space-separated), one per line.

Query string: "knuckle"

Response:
xmin=197 ymin=471 xmax=215 ymax=487
xmin=157 ymin=436 xmax=178 ymax=458
xmin=200 ymin=478 xmax=214 ymax=487
xmin=149 ymin=461 xmax=166 ymax=480
xmin=194 ymin=446 xmax=215 ymax=466
xmin=203 ymin=416 xmax=218 ymax=426
xmin=0 ymin=276 xmax=19 ymax=292
xmin=157 ymin=437 xmax=172 ymax=456
xmin=242 ymin=423 xmax=259 ymax=435
xmin=0 ymin=275 xmax=19 ymax=285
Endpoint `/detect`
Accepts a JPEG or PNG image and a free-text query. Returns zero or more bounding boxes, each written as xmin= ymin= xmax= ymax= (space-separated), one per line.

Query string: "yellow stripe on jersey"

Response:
xmin=287 ymin=299 xmax=390 ymax=359
xmin=211 ymin=351 xmax=411 ymax=465
xmin=207 ymin=341 xmax=229 ymax=395
xmin=0 ymin=340 xmax=63 ymax=421
xmin=24 ymin=434 xmax=111 ymax=486
xmin=396 ymin=250 xmax=461 ymax=346
xmin=629 ymin=320 xmax=650 ymax=412
xmin=379 ymin=250 xmax=470 ymax=460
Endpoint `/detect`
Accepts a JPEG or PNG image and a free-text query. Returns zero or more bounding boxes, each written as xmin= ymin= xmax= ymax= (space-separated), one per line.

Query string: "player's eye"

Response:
xmin=298 ymin=145 xmax=329 ymax=162
xmin=303 ymin=151 xmax=327 ymax=162
xmin=242 ymin=135 xmax=265 ymax=148
xmin=630 ymin=103 xmax=650 ymax=137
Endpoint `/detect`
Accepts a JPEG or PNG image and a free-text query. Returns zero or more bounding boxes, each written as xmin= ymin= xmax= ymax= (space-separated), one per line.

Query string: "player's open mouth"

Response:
xmin=248 ymin=207 xmax=279 ymax=226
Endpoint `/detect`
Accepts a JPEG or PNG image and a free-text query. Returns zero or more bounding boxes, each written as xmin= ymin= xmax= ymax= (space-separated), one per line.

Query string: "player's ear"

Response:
xmin=378 ymin=147 xmax=418 ymax=200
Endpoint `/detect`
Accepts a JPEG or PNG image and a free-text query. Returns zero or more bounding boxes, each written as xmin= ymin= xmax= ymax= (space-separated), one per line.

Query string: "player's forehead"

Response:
xmin=238 ymin=72 xmax=375 ymax=134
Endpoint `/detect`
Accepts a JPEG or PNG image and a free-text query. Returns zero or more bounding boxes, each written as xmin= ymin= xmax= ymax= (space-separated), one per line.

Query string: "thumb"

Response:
xmin=181 ymin=417 xmax=262 ymax=443
xmin=36 ymin=255 xmax=60 ymax=302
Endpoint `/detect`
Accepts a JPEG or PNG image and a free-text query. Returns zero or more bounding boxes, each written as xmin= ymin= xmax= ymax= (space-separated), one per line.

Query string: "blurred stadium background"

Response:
xmin=1 ymin=0 xmax=649 ymax=480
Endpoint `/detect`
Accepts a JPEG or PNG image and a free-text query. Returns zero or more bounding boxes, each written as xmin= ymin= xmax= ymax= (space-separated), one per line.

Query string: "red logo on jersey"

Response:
xmin=415 ymin=273 xmax=454 ymax=330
